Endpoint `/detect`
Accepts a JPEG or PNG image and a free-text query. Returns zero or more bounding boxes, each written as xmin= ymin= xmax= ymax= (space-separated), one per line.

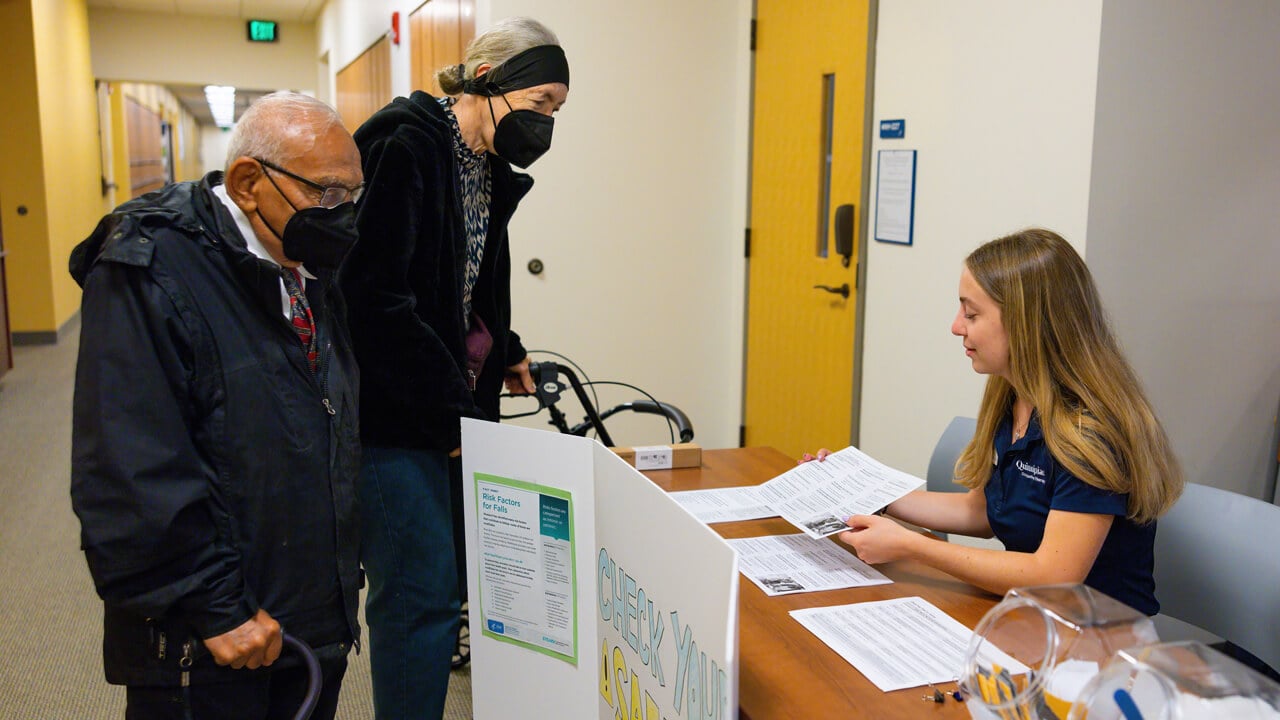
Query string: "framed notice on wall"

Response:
xmin=874 ymin=149 xmax=917 ymax=245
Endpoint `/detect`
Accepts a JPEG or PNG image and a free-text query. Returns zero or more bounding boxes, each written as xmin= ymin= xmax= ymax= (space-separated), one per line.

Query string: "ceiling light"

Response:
xmin=204 ymin=85 xmax=237 ymax=128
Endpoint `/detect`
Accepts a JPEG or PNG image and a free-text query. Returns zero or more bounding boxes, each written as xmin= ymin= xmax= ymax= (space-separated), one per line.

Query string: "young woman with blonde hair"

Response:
xmin=812 ymin=228 xmax=1183 ymax=614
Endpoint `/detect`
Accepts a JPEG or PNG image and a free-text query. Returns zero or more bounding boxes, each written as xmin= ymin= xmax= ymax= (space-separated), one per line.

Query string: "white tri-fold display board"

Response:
xmin=461 ymin=419 xmax=739 ymax=719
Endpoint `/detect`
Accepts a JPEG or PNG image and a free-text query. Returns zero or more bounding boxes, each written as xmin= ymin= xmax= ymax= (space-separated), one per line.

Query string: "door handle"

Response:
xmin=834 ymin=203 xmax=855 ymax=267
xmin=813 ymin=283 xmax=850 ymax=299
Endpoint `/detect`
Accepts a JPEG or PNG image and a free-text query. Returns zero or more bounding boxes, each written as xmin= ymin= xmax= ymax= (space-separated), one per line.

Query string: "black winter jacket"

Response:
xmin=340 ymin=91 xmax=533 ymax=453
xmin=69 ymin=174 xmax=361 ymax=686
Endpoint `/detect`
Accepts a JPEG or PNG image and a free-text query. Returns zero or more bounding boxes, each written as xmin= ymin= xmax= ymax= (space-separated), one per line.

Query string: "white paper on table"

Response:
xmin=790 ymin=596 xmax=1028 ymax=692
xmin=727 ymin=533 xmax=891 ymax=595
xmin=759 ymin=445 xmax=925 ymax=538
xmin=668 ymin=486 xmax=778 ymax=524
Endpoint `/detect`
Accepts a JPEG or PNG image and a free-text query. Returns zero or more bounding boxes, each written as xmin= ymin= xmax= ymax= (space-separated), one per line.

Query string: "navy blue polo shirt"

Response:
xmin=985 ymin=412 xmax=1158 ymax=615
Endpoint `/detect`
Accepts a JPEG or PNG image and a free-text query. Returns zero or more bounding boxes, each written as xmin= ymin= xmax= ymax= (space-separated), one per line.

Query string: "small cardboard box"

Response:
xmin=610 ymin=442 xmax=702 ymax=471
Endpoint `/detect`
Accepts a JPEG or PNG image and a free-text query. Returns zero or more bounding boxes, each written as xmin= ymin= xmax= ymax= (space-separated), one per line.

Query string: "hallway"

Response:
xmin=0 ymin=324 xmax=473 ymax=718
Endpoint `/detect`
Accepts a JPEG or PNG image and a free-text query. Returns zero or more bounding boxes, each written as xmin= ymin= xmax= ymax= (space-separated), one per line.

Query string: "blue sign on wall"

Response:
xmin=879 ymin=119 xmax=905 ymax=139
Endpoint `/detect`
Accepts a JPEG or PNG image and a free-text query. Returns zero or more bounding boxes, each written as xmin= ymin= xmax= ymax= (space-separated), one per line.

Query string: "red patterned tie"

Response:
xmin=281 ymin=268 xmax=318 ymax=374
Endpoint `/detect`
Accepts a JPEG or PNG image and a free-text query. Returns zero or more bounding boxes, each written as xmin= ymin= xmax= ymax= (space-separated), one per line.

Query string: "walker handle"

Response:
xmin=282 ymin=632 xmax=322 ymax=720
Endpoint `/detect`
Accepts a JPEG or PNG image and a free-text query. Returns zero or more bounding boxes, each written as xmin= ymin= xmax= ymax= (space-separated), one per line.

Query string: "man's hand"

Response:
xmin=202 ymin=608 xmax=282 ymax=670
xmin=504 ymin=355 xmax=536 ymax=395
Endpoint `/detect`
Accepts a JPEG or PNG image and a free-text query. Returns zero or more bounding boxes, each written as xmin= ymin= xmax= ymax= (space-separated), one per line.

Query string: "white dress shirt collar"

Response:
xmin=211 ymin=182 xmax=314 ymax=319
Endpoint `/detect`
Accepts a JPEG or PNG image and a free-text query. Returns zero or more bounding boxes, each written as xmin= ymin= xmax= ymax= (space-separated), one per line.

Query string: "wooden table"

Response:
xmin=642 ymin=446 xmax=1001 ymax=720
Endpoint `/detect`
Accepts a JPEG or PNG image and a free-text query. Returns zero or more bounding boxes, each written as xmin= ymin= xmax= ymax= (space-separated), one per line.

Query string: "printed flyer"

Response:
xmin=474 ymin=472 xmax=578 ymax=664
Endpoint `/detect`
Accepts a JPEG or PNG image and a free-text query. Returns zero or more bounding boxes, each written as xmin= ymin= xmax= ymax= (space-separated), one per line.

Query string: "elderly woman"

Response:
xmin=338 ymin=16 xmax=569 ymax=720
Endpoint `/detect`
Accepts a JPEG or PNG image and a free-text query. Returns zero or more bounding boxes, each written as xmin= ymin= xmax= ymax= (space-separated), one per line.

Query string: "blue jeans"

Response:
xmin=359 ymin=447 xmax=459 ymax=720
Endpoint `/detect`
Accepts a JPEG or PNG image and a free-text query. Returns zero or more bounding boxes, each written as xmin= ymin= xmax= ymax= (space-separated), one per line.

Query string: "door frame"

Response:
xmin=0 ymin=194 xmax=11 ymax=375
xmin=848 ymin=0 xmax=879 ymax=447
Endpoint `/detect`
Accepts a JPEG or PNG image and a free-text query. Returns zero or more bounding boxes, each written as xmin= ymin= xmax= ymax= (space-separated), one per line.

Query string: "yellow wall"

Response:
xmin=0 ymin=0 xmax=207 ymax=336
xmin=0 ymin=0 xmax=56 ymax=333
xmin=108 ymin=84 xmax=130 ymax=208
xmin=34 ymin=0 xmax=103 ymax=329
xmin=176 ymin=111 xmax=201 ymax=182
xmin=0 ymin=0 xmax=103 ymax=335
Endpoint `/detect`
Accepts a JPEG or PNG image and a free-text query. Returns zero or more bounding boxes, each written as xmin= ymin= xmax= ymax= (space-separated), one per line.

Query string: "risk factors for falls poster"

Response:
xmin=475 ymin=473 xmax=578 ymax=664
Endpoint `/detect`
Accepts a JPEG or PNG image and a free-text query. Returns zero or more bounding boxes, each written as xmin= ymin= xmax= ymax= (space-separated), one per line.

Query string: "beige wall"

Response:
xmin=89 ymin=8 xmax=317 ymax=92
xmin=1087 ymin=0 xmax=1280 ymax=500
xmin=317 ymin=1 xmax=753 ymax=449
xmin=859 ymin=1 xmax=1104 ymax=476
xmin=317 ymin=0 xmax=421 ymax=107
xmin=477 ymin=1 xmax=753 ymax=450
xmin=201 ymin=125 xmax=234 ymax=177
xmin=0 ymin=0 xmax=103 ymax=336
xmin=860 ymin=0 xmax=1280 ymax=502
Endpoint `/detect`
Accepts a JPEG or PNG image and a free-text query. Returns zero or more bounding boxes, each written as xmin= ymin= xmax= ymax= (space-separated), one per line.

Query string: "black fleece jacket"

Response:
xmin=340 ymin=91 xmax=532 ymax=453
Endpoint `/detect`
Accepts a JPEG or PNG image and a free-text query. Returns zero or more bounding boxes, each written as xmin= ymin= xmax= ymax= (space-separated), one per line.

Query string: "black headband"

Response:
xmin=462 ymin=45 xmax=570 ymax=96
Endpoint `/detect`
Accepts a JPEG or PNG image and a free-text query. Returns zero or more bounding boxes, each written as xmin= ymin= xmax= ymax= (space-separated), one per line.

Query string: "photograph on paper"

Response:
xmin=756 ymin=446 xmax=925 ymax=539
xmin=728 ymin=534 xmax=891 ymax=596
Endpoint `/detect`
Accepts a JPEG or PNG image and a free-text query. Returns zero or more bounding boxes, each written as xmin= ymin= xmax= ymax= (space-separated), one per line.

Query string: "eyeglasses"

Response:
xmin=255 ymin=157 xmax=364 ymax=208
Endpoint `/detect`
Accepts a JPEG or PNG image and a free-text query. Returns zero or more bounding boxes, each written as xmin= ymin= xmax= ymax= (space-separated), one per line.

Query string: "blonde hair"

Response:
xmin=436 ymin=17 xmax=560 ymax=95
xmin=954 ymin=228 xmax=1183 ymax=523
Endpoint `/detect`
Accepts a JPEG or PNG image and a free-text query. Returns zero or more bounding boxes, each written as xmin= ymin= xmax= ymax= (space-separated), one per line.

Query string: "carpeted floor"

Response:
xmin=0 ymin=320 xmax=472 ymax=719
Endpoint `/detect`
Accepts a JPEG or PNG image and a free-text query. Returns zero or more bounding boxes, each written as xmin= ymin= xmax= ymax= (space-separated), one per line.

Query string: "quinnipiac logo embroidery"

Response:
xmin=1016 ymin=460 xmax=1047 ymax=484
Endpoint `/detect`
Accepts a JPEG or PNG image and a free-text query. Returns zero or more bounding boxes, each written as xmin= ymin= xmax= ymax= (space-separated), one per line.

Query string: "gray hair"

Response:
xmin=436 ymin=17 xmax=560 ymax=95
xmin=224 ymin=91 xmax=343 ymax=170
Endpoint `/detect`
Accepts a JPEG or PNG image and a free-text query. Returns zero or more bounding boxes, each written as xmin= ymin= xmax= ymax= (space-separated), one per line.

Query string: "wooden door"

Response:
xmin=410 ymin=0 xmax=476 ymax=95
xmin=744 ymin=0 xmax=871 ymax=458
xmin=127 ymin=97 xmax=166 ymax=196
xmin=336 ymin=36 xmax=392 ymax=132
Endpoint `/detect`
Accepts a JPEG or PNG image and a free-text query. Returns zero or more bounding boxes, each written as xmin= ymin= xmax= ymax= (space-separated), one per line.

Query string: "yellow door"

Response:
xmin=745 ymin=0 xmax=870 ymax=459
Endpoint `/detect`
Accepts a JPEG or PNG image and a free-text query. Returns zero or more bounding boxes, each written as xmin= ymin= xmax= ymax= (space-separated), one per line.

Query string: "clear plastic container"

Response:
xmin=1068 ymin=640 xmax=1280 ymax=720
xmin=960 ymin=584 xmax=1160 ymax=720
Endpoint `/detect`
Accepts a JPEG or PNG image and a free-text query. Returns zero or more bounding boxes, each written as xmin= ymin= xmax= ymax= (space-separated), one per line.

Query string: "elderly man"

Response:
xmin=69 ymin=92 xmax=363 ymax=720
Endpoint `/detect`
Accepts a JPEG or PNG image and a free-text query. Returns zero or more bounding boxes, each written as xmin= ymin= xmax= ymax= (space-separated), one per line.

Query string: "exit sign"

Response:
xmin=247 ymin=19 xmax=278 ymax=43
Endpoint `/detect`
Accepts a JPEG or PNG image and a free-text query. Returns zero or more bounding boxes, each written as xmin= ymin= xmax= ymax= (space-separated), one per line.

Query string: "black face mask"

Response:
xmin=257 ymin=173 xmax=359 ymax=272
xmin=488 ymin=95 xmax=554 ymax=169
xmin=278 ymin=203 xmax=358 ymax=271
